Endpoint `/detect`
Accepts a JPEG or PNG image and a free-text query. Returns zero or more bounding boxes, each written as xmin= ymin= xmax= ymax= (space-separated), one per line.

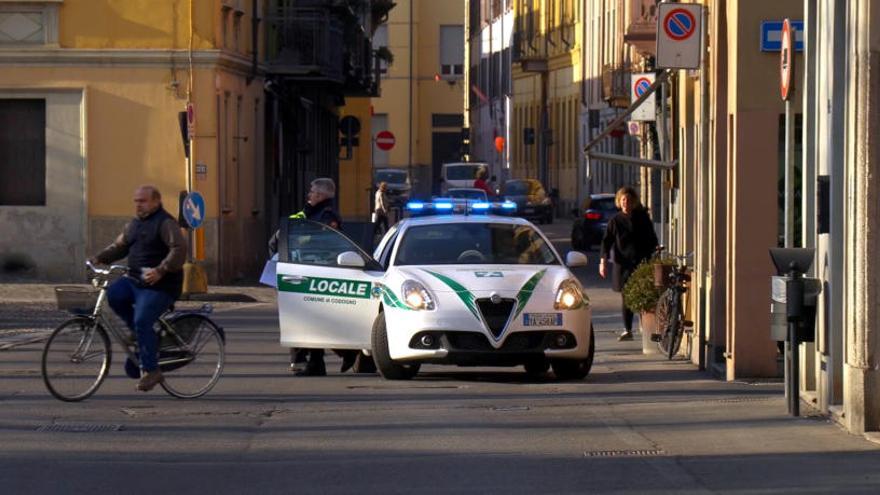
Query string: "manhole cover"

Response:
xmin=37 ymin=423 xmax=123 ymax=433
xmin=584 ymin=449 xmax=665 ymax=457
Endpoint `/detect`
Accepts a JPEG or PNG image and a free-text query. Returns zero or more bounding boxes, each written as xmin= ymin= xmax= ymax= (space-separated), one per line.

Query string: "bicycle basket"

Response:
xmin=653 ymin=263 xmax=674 ymax=289
xmin=54 ymin=286 xmax=100 ymax=315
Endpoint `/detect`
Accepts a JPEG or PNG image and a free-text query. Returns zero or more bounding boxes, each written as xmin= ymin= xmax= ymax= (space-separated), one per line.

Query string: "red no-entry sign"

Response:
xmin=780 ymin=19 xmax=795 ymax=101
xmin=376 ymin=130 xmax=395 ymax=151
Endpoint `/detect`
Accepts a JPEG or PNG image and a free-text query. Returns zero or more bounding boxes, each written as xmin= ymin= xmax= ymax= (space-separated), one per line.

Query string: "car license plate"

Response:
xmin=523 ymin=313 xmax=562 ymax=326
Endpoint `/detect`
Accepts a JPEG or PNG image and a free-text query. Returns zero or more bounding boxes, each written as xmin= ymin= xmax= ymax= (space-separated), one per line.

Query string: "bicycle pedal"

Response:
xmin=682 ymin=320 xmax=694 ymax=328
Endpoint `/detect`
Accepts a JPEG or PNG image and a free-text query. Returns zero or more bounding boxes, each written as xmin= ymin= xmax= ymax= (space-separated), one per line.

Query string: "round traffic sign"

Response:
xmin=376 ymin=130 xmax=395 ymax=151
xmin=182 ymin=191 xmax=205 ymax=229
xmin=780 ymin=19 xmax=794 ymax=101
xmin=634 ymin=77 xmax=652 ymax=98
xmin=663 ymin=8 xmax=696 ymax=41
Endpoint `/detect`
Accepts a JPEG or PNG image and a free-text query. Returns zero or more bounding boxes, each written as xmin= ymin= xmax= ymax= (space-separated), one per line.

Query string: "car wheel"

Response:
xmin=551 ymin=325 xmax=595 ymax=380
xmin=524 ymin=359 xmax=550 ymax=377
xmin=371 ymin=312 xmax=420 ymax=380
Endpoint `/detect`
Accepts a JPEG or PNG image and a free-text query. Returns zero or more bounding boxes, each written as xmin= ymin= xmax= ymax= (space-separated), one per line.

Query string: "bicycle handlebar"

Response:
xmin=85 ymin=260 xmax=130 ymax=277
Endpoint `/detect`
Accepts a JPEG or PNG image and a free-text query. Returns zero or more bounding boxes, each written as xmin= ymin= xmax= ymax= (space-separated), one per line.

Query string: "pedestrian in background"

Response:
xmin=374 ymin=181 xmax=390 ymax=232
xmin=473 ymin=166 xmax=494 ymax=198
xmin=599 ymin=186 xmax=658 ymax=341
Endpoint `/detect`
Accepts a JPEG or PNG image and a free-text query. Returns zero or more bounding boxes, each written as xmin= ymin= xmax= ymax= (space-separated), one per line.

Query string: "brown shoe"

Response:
xmin=137 ymin=370 xmax=164 ymax=392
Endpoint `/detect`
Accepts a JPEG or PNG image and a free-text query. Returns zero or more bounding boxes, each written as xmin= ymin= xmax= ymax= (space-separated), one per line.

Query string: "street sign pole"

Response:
xmin=781 ymin=19 xmax=796 ymax=248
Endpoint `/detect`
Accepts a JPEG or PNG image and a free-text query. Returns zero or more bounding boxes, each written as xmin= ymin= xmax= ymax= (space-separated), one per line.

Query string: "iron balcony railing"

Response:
xmin=265 ymin=6 xmax=345 ymax=82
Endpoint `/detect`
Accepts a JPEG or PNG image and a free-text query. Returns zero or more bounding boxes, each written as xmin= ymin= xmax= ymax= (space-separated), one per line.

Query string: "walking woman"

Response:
xmin=599 ymin=186 xmax=658 ymax=341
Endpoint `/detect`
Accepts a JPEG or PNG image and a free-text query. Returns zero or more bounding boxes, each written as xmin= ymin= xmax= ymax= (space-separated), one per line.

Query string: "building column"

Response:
xmin=843 ymin=0 xmax=880 ymax=434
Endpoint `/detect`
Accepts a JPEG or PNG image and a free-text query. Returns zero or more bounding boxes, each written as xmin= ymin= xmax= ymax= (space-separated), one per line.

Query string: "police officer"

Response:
xmin=269 ymin=178 xmax=351 ymax=376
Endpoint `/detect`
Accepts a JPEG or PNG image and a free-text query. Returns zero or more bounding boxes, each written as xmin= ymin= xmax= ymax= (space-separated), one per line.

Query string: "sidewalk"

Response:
xmin=0 ymin=283 xmax=276 ymax=350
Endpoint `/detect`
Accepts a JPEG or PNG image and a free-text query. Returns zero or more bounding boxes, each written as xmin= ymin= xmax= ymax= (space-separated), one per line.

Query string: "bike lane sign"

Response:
xmin=183 ymin=191 xmax=206 ymax=229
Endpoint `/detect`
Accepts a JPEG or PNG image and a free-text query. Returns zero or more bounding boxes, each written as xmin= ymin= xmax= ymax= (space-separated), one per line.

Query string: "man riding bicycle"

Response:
xmin=90 ymin=185 xmax=186 ymax=392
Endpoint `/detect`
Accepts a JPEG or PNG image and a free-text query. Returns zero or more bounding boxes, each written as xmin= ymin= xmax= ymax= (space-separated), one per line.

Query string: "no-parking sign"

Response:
xmin=656 ymin=3 xmax=703 ymax=69
xmin=630 ymin=73 xmax=656 ymax=122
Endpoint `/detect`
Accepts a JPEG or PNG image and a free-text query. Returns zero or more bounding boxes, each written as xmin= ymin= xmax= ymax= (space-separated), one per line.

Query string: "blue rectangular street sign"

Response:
xmin=761 ymin=20 xmax=804 ymax=52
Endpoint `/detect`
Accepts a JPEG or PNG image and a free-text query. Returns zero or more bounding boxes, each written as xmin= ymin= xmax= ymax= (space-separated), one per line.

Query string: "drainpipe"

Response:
xmin=698 ymin=4 xmax=709 ymax=371
xmin=408 ymin=1 xmax=413 ymax=186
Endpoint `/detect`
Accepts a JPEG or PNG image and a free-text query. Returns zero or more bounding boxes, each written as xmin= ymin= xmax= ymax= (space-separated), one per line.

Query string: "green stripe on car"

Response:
xmin=422 ymin=270 xmax=481 ymax=322
xmin=513 ymin=269 xmax=547 ymax=319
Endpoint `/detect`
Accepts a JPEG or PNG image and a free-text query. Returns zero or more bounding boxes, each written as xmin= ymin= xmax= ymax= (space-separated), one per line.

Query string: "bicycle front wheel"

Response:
xmin=41 ymin=317 xmax=112 ymax=402
xmin=159 ymin=314 xmax=225 ymax=399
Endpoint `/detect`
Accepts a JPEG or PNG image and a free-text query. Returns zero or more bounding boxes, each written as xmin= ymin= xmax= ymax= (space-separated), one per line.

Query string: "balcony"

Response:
xmin=602 ymin=64 xmax=631 ymax=109
xmin=265 ymin=7 xmax=345 ymax=83
xmin=512 ymin=10 xmax=547 ymax=71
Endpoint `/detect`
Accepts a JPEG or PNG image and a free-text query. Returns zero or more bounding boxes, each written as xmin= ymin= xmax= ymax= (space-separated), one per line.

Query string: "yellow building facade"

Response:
xmin=340 ymin=0 xmax=465 ymax=211
xmin=0 ymin=0 xmax=266 ymax=282
xmin=508 ymin=0 xmax=582 ymax=213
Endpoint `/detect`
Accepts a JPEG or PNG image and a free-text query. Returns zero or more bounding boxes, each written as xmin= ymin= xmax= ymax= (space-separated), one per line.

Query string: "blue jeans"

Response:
xmin=106 ymin=276 xmax=175 ymax=372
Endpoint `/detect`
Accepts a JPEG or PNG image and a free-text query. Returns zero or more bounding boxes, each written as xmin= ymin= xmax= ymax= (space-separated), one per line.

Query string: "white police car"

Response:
xmin=275 ymin=203 xmax=594 ymax=380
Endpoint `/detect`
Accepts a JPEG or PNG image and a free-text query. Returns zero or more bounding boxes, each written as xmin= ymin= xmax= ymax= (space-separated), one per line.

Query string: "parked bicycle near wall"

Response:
xmin=41 ymin=261 xmax=225 ymax=402
xmin=653 ymin=252 xmax=694 ymax=360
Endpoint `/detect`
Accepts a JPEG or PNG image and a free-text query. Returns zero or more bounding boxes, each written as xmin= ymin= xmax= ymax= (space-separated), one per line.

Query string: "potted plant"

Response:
xmin=622 ymin=258 xmax=675 ymax=354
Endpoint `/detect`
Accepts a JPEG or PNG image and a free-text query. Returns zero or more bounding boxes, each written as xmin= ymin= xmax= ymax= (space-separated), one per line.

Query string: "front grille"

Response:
xmin=476 ymin=298 xmax=515 ymax=339
xmin=444 ymin=331 xmax=548 ymax=352
xmin=446 ymin=332 xmax=492 ymax=350
xmin=501 ymin=332 xmax=546 ymax=351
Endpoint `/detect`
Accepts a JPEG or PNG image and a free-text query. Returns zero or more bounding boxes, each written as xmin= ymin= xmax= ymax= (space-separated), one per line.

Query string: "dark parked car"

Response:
xmin=501 ymin=179 xmax=554 ymax=224
xmin=571 ymin=193 xmax=618 ymax=251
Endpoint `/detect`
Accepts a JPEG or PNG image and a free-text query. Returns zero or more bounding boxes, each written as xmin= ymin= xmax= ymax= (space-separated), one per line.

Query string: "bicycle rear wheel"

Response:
xmin=657 ymin=291 xmax=683 ymax=359
xmin=159 ymin=314 xmax=225 ymax=399
xmin=41 ymin=317 xmax=111 ymax=402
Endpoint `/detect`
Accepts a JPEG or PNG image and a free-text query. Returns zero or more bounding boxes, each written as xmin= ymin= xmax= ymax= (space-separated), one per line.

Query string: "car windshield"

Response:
xmin=503 ymin=181 xmax=534 ymax=195
xmin=395 ymin=223 xmax=559 ymax=265
xmin=447 ymin=189 xmax=487 ymax=201
xmin=375 ymin=171 xmax=407 ymax=184
xmin=446 ymin=165 xmax=480 ymax=180
xmin=591 ymin=197 xmax=618 ymax=212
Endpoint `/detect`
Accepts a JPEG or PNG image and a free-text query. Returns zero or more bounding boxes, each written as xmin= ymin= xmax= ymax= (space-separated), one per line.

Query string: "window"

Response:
xmin=373 ymin=24 xmax=389 ymax=75
xmin=439 ymin=25 xmax=464 ymax=76
xmin=395 ymin=223 xmax=558 ymax=266
xmin=0 ymin=99 xmax=46 ymax=206
xmin=0 ymin=1 xmax=61 ymax=46
xmin=233 ymin=11 xmax=243 ymax=51
xmin=286 ymin=220 xmax=365 ymax=267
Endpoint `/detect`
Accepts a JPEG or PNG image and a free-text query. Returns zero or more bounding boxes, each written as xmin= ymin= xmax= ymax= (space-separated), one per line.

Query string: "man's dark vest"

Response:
xmin=125 ymin=208 xmax=183 ymax=297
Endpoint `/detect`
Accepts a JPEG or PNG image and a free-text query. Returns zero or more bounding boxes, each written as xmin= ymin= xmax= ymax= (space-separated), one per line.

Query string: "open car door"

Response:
xmin=276 ymin=219 xmax=383 ymax=350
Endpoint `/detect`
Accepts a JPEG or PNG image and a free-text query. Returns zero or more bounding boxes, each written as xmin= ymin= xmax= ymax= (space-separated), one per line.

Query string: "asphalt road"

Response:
xmin=1 ymin=220 xmax=879 ymax=494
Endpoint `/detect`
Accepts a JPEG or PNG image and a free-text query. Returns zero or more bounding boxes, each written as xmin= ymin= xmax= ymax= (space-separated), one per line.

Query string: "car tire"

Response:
xmin=524 ymin=359 xmax=550 ymax=377
xmin=372 ymin=312 xmax=420 ymax=380
xmin=551 ymin=325 xmax=595 ymax=380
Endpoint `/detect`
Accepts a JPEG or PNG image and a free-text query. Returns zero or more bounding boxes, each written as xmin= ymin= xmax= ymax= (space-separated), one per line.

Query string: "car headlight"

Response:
xmin=402 ymin=280 xmax=436 ymax=310
xmin=555 ymin=279 xmax=588 ymax=310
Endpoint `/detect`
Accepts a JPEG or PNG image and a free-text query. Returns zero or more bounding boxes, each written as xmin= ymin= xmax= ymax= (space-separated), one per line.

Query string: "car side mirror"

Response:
xmin=337 ymin=251 xmax=366 ymax=268
xmin=566 ymin=251 xmax=588 ymax=267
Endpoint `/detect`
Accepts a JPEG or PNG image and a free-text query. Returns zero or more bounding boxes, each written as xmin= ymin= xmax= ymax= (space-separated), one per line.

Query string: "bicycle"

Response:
xmin=41 ymin=261 xmax=226 ymax=402
xmin=653 ymin=251 xmax=693 ymax=360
